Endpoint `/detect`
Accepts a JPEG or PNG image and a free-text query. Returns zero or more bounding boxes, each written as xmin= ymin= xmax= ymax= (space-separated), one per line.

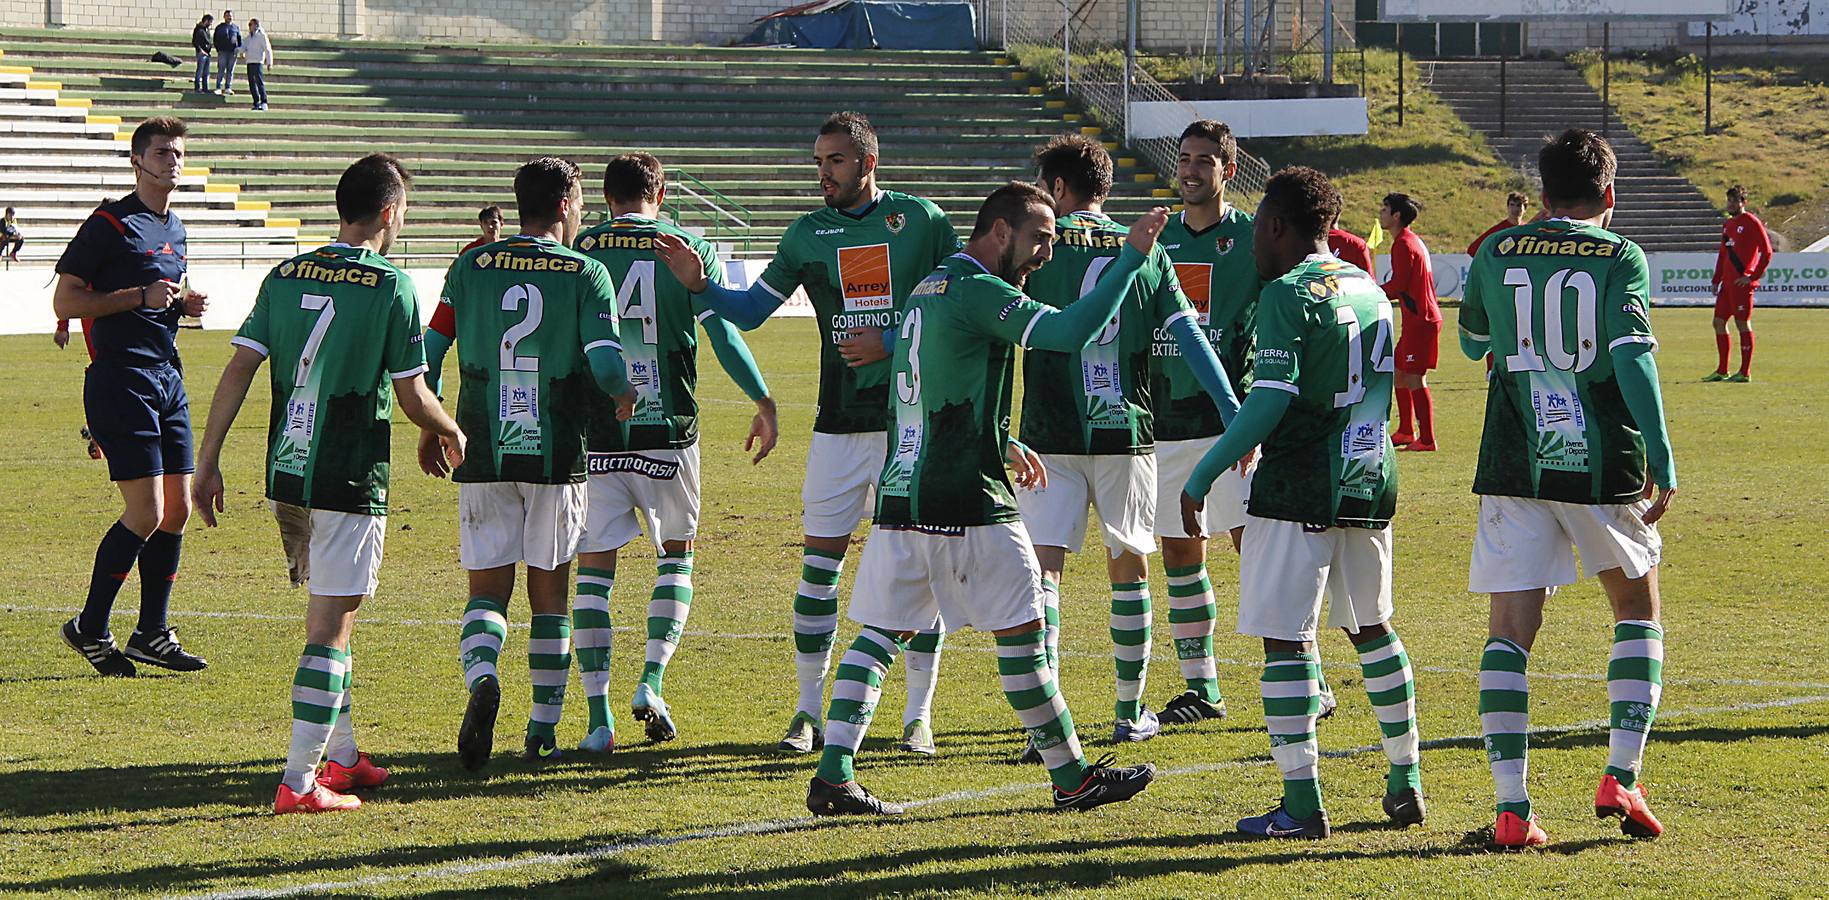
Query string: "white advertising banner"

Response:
xmin=1379 ymin=0 xmax=1733 ymax=20
xmin=1129 ymin=98 xmax=1370 ymax=140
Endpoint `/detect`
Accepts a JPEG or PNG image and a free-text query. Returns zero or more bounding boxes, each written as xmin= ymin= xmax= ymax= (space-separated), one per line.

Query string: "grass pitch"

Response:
xmin=1 ymin=309 xmax=1825 ymax=898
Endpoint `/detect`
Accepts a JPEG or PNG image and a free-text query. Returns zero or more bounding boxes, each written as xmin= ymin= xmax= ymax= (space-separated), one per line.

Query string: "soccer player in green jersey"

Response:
xmin=1459 ymin=129 xmax=1677 ymax=850
xmin=654 ymin=112 xmax=959 ymax=756
xmin=1181 ymin=166 xmax=1424 ymax=839
xmin=1016 ymin=134 xmax=1240 ymax=745
xmin=567 ymin=152 xmax=780 ymax=752
xmin=192 ymin=154 xmax=468 ymax=814
xmin=808 ymin=182 xmax=1164 ymax=815
xmin=422 ymin=157 xmax=638 ymax=771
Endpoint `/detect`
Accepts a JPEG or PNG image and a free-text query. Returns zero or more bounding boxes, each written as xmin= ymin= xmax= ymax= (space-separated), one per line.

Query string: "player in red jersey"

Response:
xmin=1379 ymin=193 xmax=1438 ymax=450
xmin=1327 ymin=224 xmax=1375 ymax=277
xmin=1468 ymin=191 xmax=1529 ymax=257
xmin=457 ymin=205 xmax=503 ymax=256
xmin=56 ymin=317 xmax=104 ymax=458
xmin=1706 ymin=185 xmax=1769 ymax=383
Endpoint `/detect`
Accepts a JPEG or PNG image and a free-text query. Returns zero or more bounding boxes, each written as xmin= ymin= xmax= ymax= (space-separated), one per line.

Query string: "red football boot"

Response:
xmin=1492 ymin=810 xmax=1549 ymax=849
xmin=317 ymin=752 xmax=390 ymax=792
xmin=1595 ymin=774 xmax=1663 ymax=838
xmin=273 ymin=782 xmax=361 ymax=815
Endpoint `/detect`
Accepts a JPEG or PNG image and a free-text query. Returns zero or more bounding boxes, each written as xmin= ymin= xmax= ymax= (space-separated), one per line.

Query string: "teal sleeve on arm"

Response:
xmin=1167 ymin=315 xmax=1241 ymax=426
xmin=423 ymin=327 xmax=452 ymax=398
xmin=1612 ymin=342 xmax=1676 ymax=489
xmin=586 ymin=344 xmax=633 ymax=396
xmin=1459 ymin=326 xmax=1491 ymax=361
xmin=696 ymin=280 xmax=785 ymax=331
xmin=701 ymin=313 xmax=769 ymax=401
xmin=1023 ymin=246 xmax=1147 ymax=351
xmin=1185 ymin=389 xmax=1291 ymax=498
xmin=881 ymin=324 xmax=898 ymax=355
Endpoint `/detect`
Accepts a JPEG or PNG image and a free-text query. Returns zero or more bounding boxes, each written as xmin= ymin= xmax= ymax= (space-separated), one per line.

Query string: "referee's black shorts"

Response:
xmin=83 ymin=360 xmax=194 ymax=482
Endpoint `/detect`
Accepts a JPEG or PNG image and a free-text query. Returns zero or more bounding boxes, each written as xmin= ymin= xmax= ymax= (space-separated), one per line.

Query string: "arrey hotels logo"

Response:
xmin=838 ymin=243 xmax=893 ymax=312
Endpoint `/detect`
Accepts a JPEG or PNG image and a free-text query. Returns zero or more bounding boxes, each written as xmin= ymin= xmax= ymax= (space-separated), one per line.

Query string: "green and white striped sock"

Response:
xmin=640 ymin=552 xmax=694 ymax=694
xmin=527 ymin=614 xmax=571 ymax=740
xmin=282 ymin=643 xmax=348 ymax=793
xmin=904 ymin=625 xmax=944 ymax=728
xmin=1606 ymin=620 xmax=1664 ymax=789
xmin=998 ymin=628 xmax=1088 ymax=793
xmin=792 ymin=547 xmax=844 ymax=719
xmin=1111 ymin=581 xmax=1152 ymax=721
xmin=1356 ymin=631 xmax=1421 ymax=793
xmin=1480 ymin=637 xmax=1532 ymax=819
xmin=459 ymin=597 xmax=508 ymax=691
xmin=816 ymin=627 xmax=905 ymax=784
xmin=1166 ymin=563 xmax=1220 ymax=703
xmin=1263 ymin=650 xmax=1323 ymax=819
xmin=324 ymin=652 xmax=358 ymax=768
xmin=573 ymin=565 xmax=616 ymax=733
xmin=1040 ymin=576 xmax=1062 ymax=678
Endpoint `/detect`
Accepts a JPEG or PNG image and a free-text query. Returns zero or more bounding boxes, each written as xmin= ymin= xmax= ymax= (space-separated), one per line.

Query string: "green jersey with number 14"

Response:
xmin=1248 ymin=254 xmax=1397 ymax=528
xmin=1460 ymin=219 xmax=1657 ymax=505
xmin=234 ymin=244 xmax=427 ymax=516
xmin=1155 ymin=206 xmax=1261 ymax=441
xmin=436 ymin=236 xmax=622 ymax=485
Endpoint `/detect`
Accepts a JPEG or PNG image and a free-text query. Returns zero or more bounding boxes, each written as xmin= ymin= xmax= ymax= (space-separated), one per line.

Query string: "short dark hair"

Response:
xmin=514 ymin=156 xmax=581 ymax=224
xmin=818 ymin=111 xmax=878 ymax=159
xmin=130 ymin=116 xmax=187 ymax=157
xmin=335 ymin=153 xmax=411 ymax=224
xmin=1382 ymin=192 xmax=1421 ymax=227
xmin=1034 ymin=133 xmax=1113 ymax=203
xmin=1727 ymin=184 xmax=1748 ymax=201
xmin=1261 ymin=166 xmax=1341 ymax=244
xmin=1537 ymin=129 xmax=1616 ymax=208
xmin=1179 ymin=119 xmax=1237 ymax=169
xmin=971 ymin=181 xmax=1055 ymax=238
xmin=478 ymin=205 xmax=503 ymax=223
xmin=603 ymin=152 xmax=666 ymax=205
xmin=1506 ymin=190 xmax=1529 ymax=207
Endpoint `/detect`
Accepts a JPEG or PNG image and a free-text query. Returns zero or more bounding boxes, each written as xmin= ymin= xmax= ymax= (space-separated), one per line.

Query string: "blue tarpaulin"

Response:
xmin=741 ymin=1 xmax=978 ymax=50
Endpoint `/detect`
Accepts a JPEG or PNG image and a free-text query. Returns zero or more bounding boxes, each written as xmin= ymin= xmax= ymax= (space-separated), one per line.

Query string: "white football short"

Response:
xmin=1016 ymin=452 xmax=1157 ymax=557
xmin=1238 ymin=515 xmax=1393 ymax=642
xmin=801 ymin=430 xmax=887 ymax=538
xmin=849 ymin=521 xmax=1046 ymax=634
xmin=1468 ymin=495 xmax=1662 ymax=594
xmin=270 ymin=501 xmax=386 ymax=598
xmin=1154 ymin=436 xmax=1254 ymax=539
xmin=580 ymin=443 xmax=701 ymax=553
xmin=458 ymin=481 xmax=587 ymax=571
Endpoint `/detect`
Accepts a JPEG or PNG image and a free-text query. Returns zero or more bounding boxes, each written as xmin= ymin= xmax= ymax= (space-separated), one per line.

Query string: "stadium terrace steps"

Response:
xmin=0 ymin=27 xmax=1162 ymax=264
xmin=1422 ymin=59 xmax=1722 ymax=253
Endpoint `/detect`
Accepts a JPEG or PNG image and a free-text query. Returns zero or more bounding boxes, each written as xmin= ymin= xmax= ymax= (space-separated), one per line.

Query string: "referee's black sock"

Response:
xmin=136 ymin=530 xmax=184 ymax=634
xmin=79 ymin=522 xmax=147 ymax=638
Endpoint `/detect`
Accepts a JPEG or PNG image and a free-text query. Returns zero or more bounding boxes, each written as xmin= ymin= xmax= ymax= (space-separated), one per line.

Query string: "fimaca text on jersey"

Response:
xmin=1058 ymin=229 xmax=1126 ymax=249
xmin=472 ymin=251 xmax=583 ymax=272
xmin=283 ymin=259 xmax=383 ymax=287
xmin=1493 ymin=235 xmax=1618 ymax=258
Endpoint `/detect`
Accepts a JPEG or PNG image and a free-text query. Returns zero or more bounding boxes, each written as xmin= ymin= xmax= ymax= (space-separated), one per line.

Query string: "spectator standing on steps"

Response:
xmin=191 ymin=14 xmax=214 ymax=93
xmin=243 ymin=19 xmax=272 ymax=111
xmin=213 ymin=10 xmax=242 ymax=96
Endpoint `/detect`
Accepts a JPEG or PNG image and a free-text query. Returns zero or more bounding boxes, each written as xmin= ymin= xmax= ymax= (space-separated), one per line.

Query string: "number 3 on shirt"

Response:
xmin=896 ymin=307 xmax=923 ymax=405
xmin=1333 ymin=303 xmax=1394 ymax=408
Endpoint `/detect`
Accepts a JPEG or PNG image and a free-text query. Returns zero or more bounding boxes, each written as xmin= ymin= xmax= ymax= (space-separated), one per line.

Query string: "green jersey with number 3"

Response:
xmin=1248 ymin=254 xmax=1397 ymax=528
xmin=575 ymin=214 xmax=724 ymax=453
xmin=1460 ymin=219 xmax=1657 ymax=504
xmin=234 ymin=244 xmax=426 ymax=516
xmin=437 ymin=236 xmax=622 ymax=485
xmin=756 ymin=190 xmax=961 ymax=435
xmin=1019 ymin=211 xmax=1193 ymax=455
xmin=1155 ymin=206 xmax=1261 ymax=441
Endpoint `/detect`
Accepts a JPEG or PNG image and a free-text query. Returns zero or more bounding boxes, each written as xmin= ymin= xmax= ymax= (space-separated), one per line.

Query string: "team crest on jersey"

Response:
xmin=884 ymin=213 xmax=907 ymax=235
xmin=1497 ymin=236 xmax=1518 ymax=255
xmin=1216 ymin=237 xmax=1235 ymax=256
xmin=475 ymin=252 xmax=493 ymax=269
xmin=278 ymin=260 xmax=296 ymax=278
xmin=580 ymin=235 xmax=598 ymax=252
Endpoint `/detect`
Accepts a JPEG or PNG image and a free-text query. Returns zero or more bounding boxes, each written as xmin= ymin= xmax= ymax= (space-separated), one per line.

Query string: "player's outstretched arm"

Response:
xmin=1023 ymin=209 xmax=1169 ymax=351
xmin=1612 ymin=342 xmax=1677 ymax=522
xmin=422 ymin=326 xmax=453 ymax=398
xmin=396 ymin=373 xmax=465 ymax=477
xmin=193 ymin=344 xmax=266 ymax=527
xmin=1165 ymin=315 xmax=1242 ymax=426
xmin=653 ymin=234 xmax=784 ymax=330
xmin=701 ymin=313 xmax=770 ymax=402
xmin=584 ymin=342 xmax=638 ymax=420
xmin=1179 ymin=388 xmax=1291 ymax=538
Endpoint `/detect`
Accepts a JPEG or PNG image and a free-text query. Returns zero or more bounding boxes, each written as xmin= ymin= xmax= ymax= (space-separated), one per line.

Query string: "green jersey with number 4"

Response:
xmin=575 ymin=214 xmax=724 ymax=453
xmin=756 ymin=190 xmax=961 ymax=435
xmin=1460 ymin=220 xmax=1658 ymax=505
xmin=1020 ymin=211 xmax=1193 ymax=455
xmin=1248 ymin=254 xmax=1396 ymax=528
xmin=1155 ymin=206 xmax=1261 ymax=441
xmin=437 ymin=236 xmax=622 ymax=485
xmin=234 ymin=244 xmax=427 ymax=516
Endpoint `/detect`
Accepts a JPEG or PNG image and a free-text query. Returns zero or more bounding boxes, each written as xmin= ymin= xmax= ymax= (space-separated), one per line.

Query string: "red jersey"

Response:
xmin=1715 ymin=212 xmax=1772 ymax=289
xmin=1327 ymin=228 xmax=1375 ymax=278
xmin=56 ymin=317 xmax=99 ymax=360
xmin=1467 ymin=219 xmax=1517 ymax=257
xmin=1382 ymin=226 xmax=1439 ymax=323
xmin=459 ymin=236 xmax=490 ymax=256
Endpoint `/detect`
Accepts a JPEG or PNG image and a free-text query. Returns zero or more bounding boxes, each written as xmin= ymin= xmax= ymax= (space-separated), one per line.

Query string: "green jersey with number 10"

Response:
xmin=437 ymin=236 xmax=622 ymax=485
xmin=234 ymin=244 xmax=427 ymax=516
xmin=1460 ymin=219 xmax=1658 ymax=505
xmin=1248 ymin=255 xmax=1397 ymax=528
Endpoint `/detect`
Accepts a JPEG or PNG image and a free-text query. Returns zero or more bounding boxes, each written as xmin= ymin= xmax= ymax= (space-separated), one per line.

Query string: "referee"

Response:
xmin=53 ymin=116 xmax=210 ymax=676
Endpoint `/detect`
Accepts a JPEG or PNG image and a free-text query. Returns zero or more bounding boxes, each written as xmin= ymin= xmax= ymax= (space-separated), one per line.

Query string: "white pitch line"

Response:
xmin=163 ymin=692 xmax=1829 ymax=900
xmin=8 ymin=603 xmax=1829 ymax=692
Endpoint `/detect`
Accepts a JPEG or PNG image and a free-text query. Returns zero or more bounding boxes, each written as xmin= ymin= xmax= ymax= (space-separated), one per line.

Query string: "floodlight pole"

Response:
xmin=1243 ymin=0 xmax=1255 ymax=76
xmin=1217 ymin=0 xmax=1227 ymax=77
xmin=1705 ymin=22 xmax=1715 ymax=134
xmin=1125 ymin=0 xmax=1136 ymax=145
xmin=1397 ymin=24 xmax=1405 ymax=127
xmin=1063 ymin=0 xmax=1071 ymax=93
xmin=1602 ymin=21 xmax=1611 ymax=135
xmin=1499 ymin=46 xmax=1508 ymax=136
xmin=1323 ymin=0 xmax=1334 ymax=82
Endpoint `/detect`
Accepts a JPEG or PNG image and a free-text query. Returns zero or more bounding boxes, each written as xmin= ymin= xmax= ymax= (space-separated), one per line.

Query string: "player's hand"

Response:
xmin=141 ymin=280 xmax=180 ymax=311
xmin=1180 ymin=490 xmax=1208 ymax=541
xmin=193 ymin=466 xmax=225 ymax=527
xmin=418 ymin=428 xmax=453 ymax=478
xmin=747 ymin=397 xmax=779 ymax=464
xmin=613 ymin=388 xmax=637 ymax=421
xmin=651 ymin=234 xmax=710 ymax=293
xmin=1124 ymin=206 xmax=1173 ymax=255
xmin=1235 ymin=445 xmax=1258 ymax=474
xmin=1641 ymin=482 xmax=1676 ymax=526
xmin=181 ymin=287 xmax=209 ymax=318
xmin=439 ymin=427 xmax=467 ymax=473
xmin=53 ymin=328 xmax=69 ymax=349
xmin=836 ymin=328 xmax=889 ymax=367
xmin=1735 ymin=276 xmax=1752 ymax=288
xmin=1006 ymin=439 xmax=1047 ymax=491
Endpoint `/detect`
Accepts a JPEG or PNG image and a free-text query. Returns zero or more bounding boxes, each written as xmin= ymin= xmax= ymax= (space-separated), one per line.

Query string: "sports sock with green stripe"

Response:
xmin=792 ymin=547 xmax=844 ymax=720
xmin=1110 ymin=580 xmax=1152 ymax=721
xmin=1480 ymin=637 xmax=1532 ymax=819
xmin=1606 ymin=619 xmax=1664 ymax=789
xmin=1166 ymin=562 xmax=1220 ymax=702
xmin=816 ymin=627 xmax=906 ymax=784
xmin=527 ymin=614 xmax=572 ymax=740
xmin=1262 ymin=650 xmax=1323 ymax=819
xmin=1355 ymin=631 xmax=1421 ymax=793
xmin=998 ymin=627 xmax=1088 ymax=793
xmin=324 ymin=652 xmax=358 ymax=767
xmin=573 ymin=565 xmax=616 ymax=733
xmin=903 ymin=624 xmax=944 ymax=727
xmin=282 ymin=643 xmax=348 ymax=793
xmin=459 ymin=597 xmax=508 ymax=691
xmin=1040 ymin=576 xmax=1062 ymax=678
xmin=640 ymin=551 xmax=693 ymax=694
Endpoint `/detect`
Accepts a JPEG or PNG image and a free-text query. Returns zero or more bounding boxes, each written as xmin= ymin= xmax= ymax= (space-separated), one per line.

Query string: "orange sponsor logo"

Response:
xmin=838 ymin=243 xmax=894 ymax=311
xmin=1174 ymin=262 xmax=1213 ymax=323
